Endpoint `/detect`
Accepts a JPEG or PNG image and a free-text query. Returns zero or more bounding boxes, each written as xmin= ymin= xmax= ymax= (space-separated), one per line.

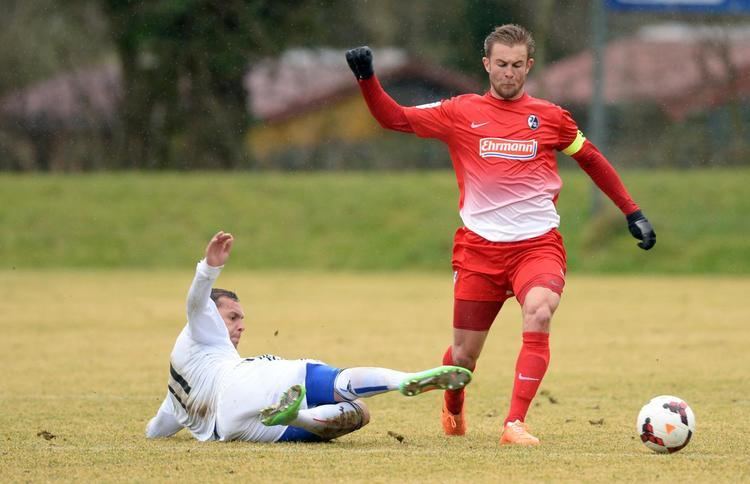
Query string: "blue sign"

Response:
xmin=606 ymin=0 xmax=750 ymax=12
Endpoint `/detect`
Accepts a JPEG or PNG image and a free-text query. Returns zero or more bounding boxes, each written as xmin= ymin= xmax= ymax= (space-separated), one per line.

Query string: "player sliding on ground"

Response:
xmin=145 ymin=231 xmax=472 ymax=443
xmin=346 ymin=23 xmax=656 ymax=446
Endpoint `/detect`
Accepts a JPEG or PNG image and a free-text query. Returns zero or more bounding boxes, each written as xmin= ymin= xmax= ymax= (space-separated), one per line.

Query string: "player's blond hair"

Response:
xmin=483 ymin=24 xmax=536 ymax=59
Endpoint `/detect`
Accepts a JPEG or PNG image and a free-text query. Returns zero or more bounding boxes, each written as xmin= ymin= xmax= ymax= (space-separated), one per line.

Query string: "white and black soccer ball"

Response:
xmin=636 ymin=395 xmax=695 ymax=454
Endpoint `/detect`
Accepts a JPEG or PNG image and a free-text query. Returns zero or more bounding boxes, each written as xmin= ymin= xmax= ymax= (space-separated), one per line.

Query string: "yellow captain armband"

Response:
xmin=562 ymin=130 xmax=586 ymax=156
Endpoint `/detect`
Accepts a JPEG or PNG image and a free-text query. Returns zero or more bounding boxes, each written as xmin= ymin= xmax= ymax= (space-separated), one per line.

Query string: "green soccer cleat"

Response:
xmin=399 ymin=366 xmax=472 ymax=397
xmin=260 ymin=384 xmax=306 ymax=426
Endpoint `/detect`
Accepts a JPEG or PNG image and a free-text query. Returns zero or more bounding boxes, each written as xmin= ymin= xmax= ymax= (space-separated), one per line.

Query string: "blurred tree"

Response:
xmin=0 ymin=0 xmax=112 ymax=170
xmin=0 ymin=0 xmax=110 ymax=96
xmin=0 ymin=0 xmax=603 ymax=171
xmin=4 ymin=0 xmax=743 ymax=171
xmin=101 ymin=0 xmax=345 ymax=169
xmin=343 ymin=0 xmax=525 ymax=81
xmin=340 ymin=0 xmax=585 ymax=84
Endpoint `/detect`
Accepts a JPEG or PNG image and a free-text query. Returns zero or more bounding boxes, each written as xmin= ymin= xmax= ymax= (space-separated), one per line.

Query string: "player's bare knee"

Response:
xmin=523 ymin=303 xmax=552 ymax=332
xmin=353 ymin=400 xmax=371 ymax=427
xmin=451 ymin=349 xmax=478 ymax=371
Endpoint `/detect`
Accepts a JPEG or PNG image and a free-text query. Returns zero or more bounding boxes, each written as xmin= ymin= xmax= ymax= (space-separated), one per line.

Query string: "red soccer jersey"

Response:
xmin=357 ymin=76 xmax=639 ymax=241
xmin=403 ymin=92 xmax=579 ymax=242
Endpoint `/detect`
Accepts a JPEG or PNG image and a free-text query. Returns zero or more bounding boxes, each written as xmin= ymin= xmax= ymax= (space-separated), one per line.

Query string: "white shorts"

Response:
xmin=215 ymin=358 xmax=319 ymax=442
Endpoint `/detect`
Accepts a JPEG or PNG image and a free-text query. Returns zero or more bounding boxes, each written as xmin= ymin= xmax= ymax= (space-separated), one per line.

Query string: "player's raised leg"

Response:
xmin=264 ymin=363 xmax=472 ymax=442
xmin=332 ymin=366 xmax=472 ymax=401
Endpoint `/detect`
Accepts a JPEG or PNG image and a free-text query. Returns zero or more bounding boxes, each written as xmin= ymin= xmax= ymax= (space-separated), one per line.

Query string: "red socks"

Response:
xmin=443 ymin=346 xmax=472 ymax=414
xmin=505 ymin=331 xmax=550 ymax=424
xmin=443 ymin=332 xmax=550 ymax=421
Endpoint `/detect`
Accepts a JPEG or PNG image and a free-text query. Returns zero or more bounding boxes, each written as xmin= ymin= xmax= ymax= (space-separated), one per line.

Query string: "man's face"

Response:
xmin=216 ymin=297 xmax=245 ymax=348
xmin=482 ymin=42 xmax=534 ymax=100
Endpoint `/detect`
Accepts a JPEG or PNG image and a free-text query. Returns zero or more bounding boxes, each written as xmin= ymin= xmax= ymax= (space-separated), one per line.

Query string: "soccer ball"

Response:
xmin=636 ymin=395 xmax=695 ymax=454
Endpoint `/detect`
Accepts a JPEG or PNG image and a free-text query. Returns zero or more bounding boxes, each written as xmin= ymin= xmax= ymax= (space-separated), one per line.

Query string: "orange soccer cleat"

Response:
xmin=441 ymin=403 xmax=467 ymax=436
xmin=500 ymin=419 xmax=540 ymax=446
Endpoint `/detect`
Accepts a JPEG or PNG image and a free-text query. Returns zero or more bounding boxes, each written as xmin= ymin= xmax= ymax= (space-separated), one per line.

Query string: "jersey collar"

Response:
xmin=485 ymin=91 xmax=529 ymax=105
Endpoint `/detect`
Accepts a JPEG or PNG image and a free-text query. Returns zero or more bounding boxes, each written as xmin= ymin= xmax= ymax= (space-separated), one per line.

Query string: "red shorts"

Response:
xmin=452 ymin=227 xmax=567 ymax=305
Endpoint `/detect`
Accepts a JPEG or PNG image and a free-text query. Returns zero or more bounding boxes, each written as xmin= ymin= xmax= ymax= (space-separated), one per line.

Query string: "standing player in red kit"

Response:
xmin=345 ymin=24 xmax=656 ymax=446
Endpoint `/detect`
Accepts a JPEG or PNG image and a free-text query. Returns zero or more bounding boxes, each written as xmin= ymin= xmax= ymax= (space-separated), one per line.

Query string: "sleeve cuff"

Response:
xmin=196 ymin=258 xmax=223 ymax=278
xmin=626 ymin=209 xmax=643 ymax=222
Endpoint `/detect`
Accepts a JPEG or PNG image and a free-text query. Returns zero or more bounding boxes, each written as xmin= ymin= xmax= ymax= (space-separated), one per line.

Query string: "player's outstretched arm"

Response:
xmin=186 ymin=231 xmax=235 ymax=345
xmin=345 ymin=46 xmax=413 ymax=133
xmin=626 ymin=210 xmax=656 ymax=250
xmin=566 ymin=136 xmax=656 ymax=251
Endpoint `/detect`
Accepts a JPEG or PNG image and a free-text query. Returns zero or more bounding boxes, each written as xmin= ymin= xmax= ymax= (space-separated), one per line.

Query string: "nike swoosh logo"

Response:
xmin=470 ymin=121 xmax=489 ymax=128
xmin=518 ymin=373 xmax=540 ymax=381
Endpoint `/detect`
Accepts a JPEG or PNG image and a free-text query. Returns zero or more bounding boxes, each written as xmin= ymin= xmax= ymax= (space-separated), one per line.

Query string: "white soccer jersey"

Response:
xmin=146 ymin=259 xmax=317 ymax=442
xmin=157 ymin=259 xmax=241 ymax=440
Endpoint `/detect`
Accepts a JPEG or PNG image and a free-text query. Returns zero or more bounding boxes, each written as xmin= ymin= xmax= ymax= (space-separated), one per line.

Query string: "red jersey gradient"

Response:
xmin=404 ymin=92 xmax=576 ymax=241
xmin=358 ymin=76 xmax=639 ymax=242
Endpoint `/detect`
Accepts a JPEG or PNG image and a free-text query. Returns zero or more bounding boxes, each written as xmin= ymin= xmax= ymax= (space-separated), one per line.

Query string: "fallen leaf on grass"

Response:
xmin=37 ymin=430 xmax=56 ymax=440
xmin=387 ymin=431 xmax=404 ymax=443
xmin=539 ymin=390 xmax=559 ymax=404
xmin=588 ymin=419 xmax=604 ymax=426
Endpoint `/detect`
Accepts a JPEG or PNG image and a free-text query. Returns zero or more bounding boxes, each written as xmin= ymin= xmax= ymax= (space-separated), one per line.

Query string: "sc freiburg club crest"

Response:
xmin=527 ymin=114 xmax=539 ymax=130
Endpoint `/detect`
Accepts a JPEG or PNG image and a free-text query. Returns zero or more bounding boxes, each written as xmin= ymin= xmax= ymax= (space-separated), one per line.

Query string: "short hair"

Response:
xmin=210 ymin=288 xmax=239 ymax=306
xmin=483 ymin=24 xmax=536 ymax=59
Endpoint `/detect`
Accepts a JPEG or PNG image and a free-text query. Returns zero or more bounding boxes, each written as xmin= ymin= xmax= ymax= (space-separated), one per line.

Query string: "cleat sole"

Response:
xmin=260 ymin=384 xmax=306 ymax=426
xmin=399 ymin=366 xmax=472 ymax=397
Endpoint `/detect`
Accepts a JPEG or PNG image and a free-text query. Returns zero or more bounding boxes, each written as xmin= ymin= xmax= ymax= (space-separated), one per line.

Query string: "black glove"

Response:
xmin=345 ymin=46 xmax=374 ymax=80
xmin=626 ymin=210 xmax=656 ymax=250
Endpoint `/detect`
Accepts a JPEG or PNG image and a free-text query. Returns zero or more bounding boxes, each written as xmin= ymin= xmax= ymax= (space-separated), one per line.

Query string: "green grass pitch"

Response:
xmin=1 ymin=271 xmax=748 ymax=481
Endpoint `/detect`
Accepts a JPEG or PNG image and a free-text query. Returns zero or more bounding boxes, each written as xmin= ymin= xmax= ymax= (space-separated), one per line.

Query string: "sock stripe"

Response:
xmin=353 ymin=385 xmax=389 ymax=395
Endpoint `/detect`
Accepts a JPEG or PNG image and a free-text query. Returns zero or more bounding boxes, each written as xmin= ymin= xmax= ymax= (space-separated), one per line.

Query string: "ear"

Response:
xmin=482 ymin=56 xmax=491 ymax=74
xmin=526 ymin=57 xmax=535 ymax=73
